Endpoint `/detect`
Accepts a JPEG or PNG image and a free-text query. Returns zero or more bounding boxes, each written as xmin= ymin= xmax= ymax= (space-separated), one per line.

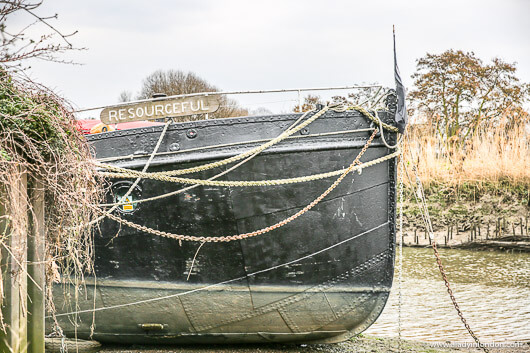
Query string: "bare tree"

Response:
xmin=293 ymin=94 xmax=323 ymax=113
xmin=137 ymin=69 xmax=248 ymax=120
xmin=0 ymin=0 xmax=82 ymax=70
xmin=118 ymin=90 xmax=133 ymax=103
xmin=250 ymin=107 xmax=273 ymax=116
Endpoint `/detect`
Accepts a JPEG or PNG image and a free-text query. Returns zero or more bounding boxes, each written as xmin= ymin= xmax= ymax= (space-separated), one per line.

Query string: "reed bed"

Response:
xmin=403 ymin=119 xmax=530 ymax=199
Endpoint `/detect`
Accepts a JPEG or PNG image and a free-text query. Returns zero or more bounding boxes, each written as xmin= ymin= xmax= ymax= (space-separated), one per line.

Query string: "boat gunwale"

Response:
xmin=85 ymin=109 xmax=393 ymax=142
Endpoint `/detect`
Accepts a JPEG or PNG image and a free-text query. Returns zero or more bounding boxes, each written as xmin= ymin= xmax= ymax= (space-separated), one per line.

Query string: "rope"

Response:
xmin=96 ymin=129 xmax=382 ymax=243
xmin=97 ymin=150 xmax=400 ymax=187
xmin=93 ymin=104 xmax=398 ymax=178
xmin=397 ymin=151 xmax=404 ymax=352
xmin=69 ymin=119 xmax=173 ymax=230
xmin=95 ymin=128 xmax=375 ymax=164
xmin=347 ymin=105 xmax=399 ymax=133
xmin=97 ymin=129 xmax=376 ymax=207
xmin=95 ymin=110 xmax=313 ymax=210
xmin=95 ymin=106 xmax=323 ymax=176
xmin=374 ymin=110 xmax=401 ymax=149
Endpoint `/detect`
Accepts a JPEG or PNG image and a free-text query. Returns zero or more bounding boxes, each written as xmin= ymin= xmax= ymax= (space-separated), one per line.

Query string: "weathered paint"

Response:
xmin=50 ymin=106 xmax=398 ymax=344
xmin=100 ymin=96 xmax=220 ymax=124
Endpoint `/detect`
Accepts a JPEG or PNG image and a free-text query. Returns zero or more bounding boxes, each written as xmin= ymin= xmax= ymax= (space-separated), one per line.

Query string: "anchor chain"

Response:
xmin=405 ymin=144 xmax=490 ymax=353
xmin=432 ymin=241 xmax=490 ymax=353
xmin=98 ymin=129 xmax=381 ymax=242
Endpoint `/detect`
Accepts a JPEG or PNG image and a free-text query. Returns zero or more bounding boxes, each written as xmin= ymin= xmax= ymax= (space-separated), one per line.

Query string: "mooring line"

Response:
xmin=48 ymin=222 xmax=388 ymax=318
xmin=96 ymin=106 xmax=327 ymax=208
xmin=95 ymin=130 xmax=382 ymax=242
xmin=69 ymin=119 xmax=173 ymax=230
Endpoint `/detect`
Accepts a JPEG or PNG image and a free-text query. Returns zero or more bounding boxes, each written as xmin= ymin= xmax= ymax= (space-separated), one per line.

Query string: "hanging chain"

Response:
xmin=99 ymin=129 xmax=381 ymax=243
xmin=432 ymin=241 xmax=489 ymax=353
xmin=404 ymin=144 xmax=490 ymax=353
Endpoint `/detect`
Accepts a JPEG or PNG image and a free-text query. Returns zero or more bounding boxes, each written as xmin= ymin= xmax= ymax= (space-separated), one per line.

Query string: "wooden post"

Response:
xmin=0 ymin=168 xmax=28 ymax=353
xmin=27 ymin=175 xmax=45 ymax=353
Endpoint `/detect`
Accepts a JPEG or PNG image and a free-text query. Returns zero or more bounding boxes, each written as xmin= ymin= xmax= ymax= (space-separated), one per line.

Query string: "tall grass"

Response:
xmin=403 ymin=118 xmax=530 ymax=197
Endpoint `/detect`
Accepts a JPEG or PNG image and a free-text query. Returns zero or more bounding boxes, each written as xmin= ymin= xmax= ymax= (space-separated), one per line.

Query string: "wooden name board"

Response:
xmin=100 ymin=96 xmax=220 ymax=124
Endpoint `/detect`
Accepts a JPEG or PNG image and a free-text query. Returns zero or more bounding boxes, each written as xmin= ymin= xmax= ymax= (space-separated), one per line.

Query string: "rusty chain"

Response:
xmin=98 ymin=129 xmax=380 ymax=243
xmin=404 ymin=144 xmax=490 ymax=353
xmin=432 ymin=241 xmax=490 ymax=353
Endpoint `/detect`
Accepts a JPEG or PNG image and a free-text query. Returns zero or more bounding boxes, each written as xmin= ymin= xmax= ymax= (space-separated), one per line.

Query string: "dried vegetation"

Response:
xmin=0 ymin=69 xmax=103 ymax=326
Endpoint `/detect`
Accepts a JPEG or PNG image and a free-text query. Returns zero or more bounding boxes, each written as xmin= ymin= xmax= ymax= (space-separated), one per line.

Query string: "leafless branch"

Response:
xmin=0 ymin=0 xmax=84 ymax=70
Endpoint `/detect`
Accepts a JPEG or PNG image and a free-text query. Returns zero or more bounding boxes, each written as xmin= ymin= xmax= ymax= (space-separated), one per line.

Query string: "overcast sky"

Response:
xmin=12 ymin=0 xmax=530 ymax=116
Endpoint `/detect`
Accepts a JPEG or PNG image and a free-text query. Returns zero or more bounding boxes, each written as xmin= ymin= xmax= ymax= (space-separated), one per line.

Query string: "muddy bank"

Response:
xmin=97 ymin=335 xmax=510 ymax=353
xmin=403 ymin=234 xmax=530 ymax=252
xmin=402 ymin=185 xmax=529 ymax=250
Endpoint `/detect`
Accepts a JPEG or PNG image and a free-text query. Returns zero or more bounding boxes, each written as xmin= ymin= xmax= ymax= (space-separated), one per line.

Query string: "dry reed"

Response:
xmin=403 ymin=118 xmax=529 ymax=195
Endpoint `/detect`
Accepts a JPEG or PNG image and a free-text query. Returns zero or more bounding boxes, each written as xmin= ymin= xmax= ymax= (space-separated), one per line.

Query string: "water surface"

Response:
xmin=365 ymin=247 xmax=530 ymax=342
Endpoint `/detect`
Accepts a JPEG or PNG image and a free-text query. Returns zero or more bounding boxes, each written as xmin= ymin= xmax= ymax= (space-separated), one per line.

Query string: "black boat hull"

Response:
xmin=49 ymin=110 xmax=397 ymax=344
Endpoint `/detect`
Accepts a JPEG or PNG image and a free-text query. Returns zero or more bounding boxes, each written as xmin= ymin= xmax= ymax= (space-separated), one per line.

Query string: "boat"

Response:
xmin=49 ymin=38 xmax=408 ymax=343
xmin=47 ymin=87 xmax=404 ymax=345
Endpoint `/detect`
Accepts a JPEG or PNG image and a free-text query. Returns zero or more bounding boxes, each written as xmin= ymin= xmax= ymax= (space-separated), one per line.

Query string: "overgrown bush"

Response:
xmin=0 ymin=69 xmax=103 ymax=323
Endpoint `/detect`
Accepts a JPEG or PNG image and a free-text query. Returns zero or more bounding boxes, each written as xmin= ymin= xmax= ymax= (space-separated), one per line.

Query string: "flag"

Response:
xmin=394 ymin=27 xmax=407 ymax=133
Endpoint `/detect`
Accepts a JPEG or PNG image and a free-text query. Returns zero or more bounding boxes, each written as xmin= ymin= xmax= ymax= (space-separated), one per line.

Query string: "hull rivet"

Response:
xmin=186 ymin=129 xmax=198 ymax=139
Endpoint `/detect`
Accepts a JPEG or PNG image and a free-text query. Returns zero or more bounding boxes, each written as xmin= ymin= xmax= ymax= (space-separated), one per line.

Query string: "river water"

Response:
xmin=365 ymin=247 xmax=530 ymax=343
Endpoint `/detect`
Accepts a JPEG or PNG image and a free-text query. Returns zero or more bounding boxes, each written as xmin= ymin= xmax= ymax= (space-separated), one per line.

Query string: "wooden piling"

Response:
xmin=27 ymin=175 xmax=45 ymax=353
xmin=495 ymin=217 xmax=501 ymax=238
xmin=0 ymin=168 xmax=28 ymax=353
